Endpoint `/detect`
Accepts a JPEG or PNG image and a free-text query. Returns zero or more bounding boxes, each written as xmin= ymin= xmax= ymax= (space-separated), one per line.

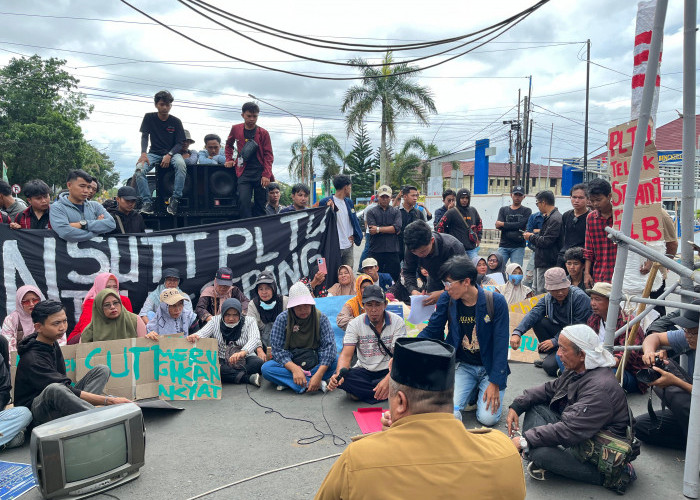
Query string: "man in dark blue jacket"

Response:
xmin=320 ymin=175 xmax=363 ymax=268
xmin=419 ymin=255 xmax=510 ymax=426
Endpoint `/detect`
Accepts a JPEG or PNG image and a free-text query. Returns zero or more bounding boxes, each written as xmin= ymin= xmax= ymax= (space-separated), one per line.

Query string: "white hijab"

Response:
xmin=497 ymin=263 xmax=532 ymax=305
xmin=560 ymin=324 xmax=616 ymax=369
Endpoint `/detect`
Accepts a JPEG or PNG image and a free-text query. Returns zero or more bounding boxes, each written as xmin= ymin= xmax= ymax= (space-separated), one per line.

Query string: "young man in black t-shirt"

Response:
xmin=495 ymin=186 xmax=531 ymax=266
xmin=133 ymin=90 xmax=187 ymax=215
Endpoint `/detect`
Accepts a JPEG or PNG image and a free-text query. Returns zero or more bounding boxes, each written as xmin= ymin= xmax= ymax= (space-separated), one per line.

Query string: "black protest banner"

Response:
xmin=0 ymin=207 xmax=340 ymax=324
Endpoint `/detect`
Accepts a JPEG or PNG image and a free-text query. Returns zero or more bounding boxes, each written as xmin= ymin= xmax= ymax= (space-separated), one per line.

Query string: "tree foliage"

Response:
xmin=344 ymin=123 xmax=377 ymax=199
xmin=287 ymin=133 xmax=345 ymax=193
xmin=0 ymin=55 xmax=118 ymax=189
xmin=341 ymin=52 xmax=437 ymax=186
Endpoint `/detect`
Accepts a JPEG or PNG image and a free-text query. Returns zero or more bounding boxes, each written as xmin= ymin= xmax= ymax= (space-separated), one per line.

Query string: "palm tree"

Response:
xmin=398 ymin=137 xmax=440 ymax=191
xmin=288 ymin=133 xmax=345 ymax=193
xmin=341 ymin=52 xmax=437 ymax=186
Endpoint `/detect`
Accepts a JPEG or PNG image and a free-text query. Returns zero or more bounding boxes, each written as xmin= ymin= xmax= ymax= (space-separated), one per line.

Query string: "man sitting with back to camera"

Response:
xmin=634 ymin=302 xmax=697 ymax=450
xmin=14 ymin=300 xmax=131 ymax=426
xmin=510 ymin=267 xmax=591 ymax=377
xmin=507 ymin=324 xmax=637 ymax=494
xmin=328 ymin=285 xmax=407 ymax=404
xmin=197 ymin=133 xmax=226 ymax=165
xmin=316 ymin=337 xmax=525 ymax=499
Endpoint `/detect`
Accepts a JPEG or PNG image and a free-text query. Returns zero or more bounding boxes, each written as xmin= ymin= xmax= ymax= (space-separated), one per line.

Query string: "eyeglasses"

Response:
xmin=102 ymin=301 xmax=121 ymax=310
xmin=442 ymin=280 xmax=458 ymax=289
xmin=21 ymin=298 xmax=41 ymax=306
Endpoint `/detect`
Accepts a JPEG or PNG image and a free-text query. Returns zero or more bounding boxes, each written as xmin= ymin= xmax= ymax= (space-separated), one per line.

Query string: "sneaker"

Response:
xmin=320 ymin=381 xmax=328 ymax=393
xmin=4 ymin=430 xmax=25 ymax=450
xmin=276 ymin=385 xmax=286 ymax=391
xmin=167 ymin=197 xmax=179 ymax=215
xmin=249 ymin=373 xmax=261 ymax=387
xmin=527 ymin=462 xmax=547 ymax=481
xmin=140 ymin=201 xmax=154 ymax=214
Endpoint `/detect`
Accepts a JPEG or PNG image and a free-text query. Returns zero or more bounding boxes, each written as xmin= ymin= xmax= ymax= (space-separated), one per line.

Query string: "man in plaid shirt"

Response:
xmin=584 ymin=178 xmax=616 ymax=287
xmin=10 ymin=180 xmax=52 ymax=230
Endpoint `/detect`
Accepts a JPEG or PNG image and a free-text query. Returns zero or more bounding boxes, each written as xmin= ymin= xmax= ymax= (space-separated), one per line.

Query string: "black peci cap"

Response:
xmin=390 ymin=338 xmax=455 ymax=391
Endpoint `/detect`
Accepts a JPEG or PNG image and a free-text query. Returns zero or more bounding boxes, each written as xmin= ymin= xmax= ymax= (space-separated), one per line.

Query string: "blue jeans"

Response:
xmin=261 ymin=358 xmax=337 ymax=393
xmin=497 ymin=246 xmax=525 ymax=267
xmin=135 ymin=153 xmax=187 ymax=201
xmin=466 ymin=248 xmax=480 ymax=260
xmin=0 ymin=407 xmax=33 ymax=448
xmin=453 ymin=362 xmax=505 ymax=426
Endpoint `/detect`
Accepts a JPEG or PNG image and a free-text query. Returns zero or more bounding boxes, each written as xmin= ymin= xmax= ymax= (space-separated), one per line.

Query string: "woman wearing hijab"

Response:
xmin=81 ymin=289 xmax=146 ymax=343
xmin=188 ymin=298 xmax=266 ymax=386
xmin=1 ymin=285 xmax=49 ymax=351
xmin=247 ymin=271 xmax=288 ymax=350
xmin=146 ymin=289 xmax=198 ymax=340
xmin=138 ymin=268 xmax=192 ymax=324
xmin=261 ymin=282 xmax=338 ymax=393
xmin=67 ymin=273 xmax=133 ymax=344
xmin=301 ymin=261 xmax=328 ymax=298
xmin=196 ymin=267 xmax=250 ymax=323
xmin=336 ymin=274 xmax=374 ymax=331
xmin=486 ymin=253 xmax=508 ymax=284
xmin=327 ymin=265 xmax=355 ymax=297
xmin=472 ymin=256 xmax=497 ymax=287
xmin=497 ymin=263 xmax=534 ymax=305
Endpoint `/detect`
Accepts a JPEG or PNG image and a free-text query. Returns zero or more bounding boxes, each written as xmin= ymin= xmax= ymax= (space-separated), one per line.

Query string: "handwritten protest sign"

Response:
xmin=507 ymin=295 xmax=546 ymax=364
xmin=10 ymin=338 xmax=221 ymax=401
xmin=607 ymin=119 xmax=665 ymax=242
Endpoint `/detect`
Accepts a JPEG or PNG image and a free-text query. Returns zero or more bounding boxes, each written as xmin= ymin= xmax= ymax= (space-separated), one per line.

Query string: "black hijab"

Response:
xmin=252 ymin=271 xmax=284 ymax=324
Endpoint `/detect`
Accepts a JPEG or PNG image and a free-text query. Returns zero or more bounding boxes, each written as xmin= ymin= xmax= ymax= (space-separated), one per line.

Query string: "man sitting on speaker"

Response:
xmin=197 ymin=133 xmax=226 ymax=165
xmin=225 ymin=101 xmax=274 ymax=219
xmin=133 ymin=90 xmax=187 ymax=216
xmin=280 ymin=184 xmax=310 ymax=214
xmin=181 ymin=130 xmax=198 ymax=166
xmin=328 ymin=285 xmax=406 ymax=403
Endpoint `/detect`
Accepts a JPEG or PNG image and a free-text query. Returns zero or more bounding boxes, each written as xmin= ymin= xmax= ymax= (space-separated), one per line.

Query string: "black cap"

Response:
xmin=512 ymin=185 xmax=525 ymax=195
xmin=674 ymin=299 xmax=700 ymax=329
xmin=361 ymin=284 xmax=385 ymax=305
xmin=162 ymin=268 xmax=181 ymax=282
xmin=391 ymin=338 xmax=455 ymax=391
xmin=117 ymin=186 xmax=138 ymax=200
xmin=216 ymin=267 xmax=234 ymax=286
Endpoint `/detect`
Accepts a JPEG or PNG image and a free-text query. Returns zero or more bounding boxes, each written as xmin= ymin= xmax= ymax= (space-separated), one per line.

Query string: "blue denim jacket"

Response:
xmin=319 ymin=196 xmax=363 ymax=246
xmin=419 ymin=287 xmax=511 ymax=389
xmin=525 ymin=211 xmax=544 ymax=250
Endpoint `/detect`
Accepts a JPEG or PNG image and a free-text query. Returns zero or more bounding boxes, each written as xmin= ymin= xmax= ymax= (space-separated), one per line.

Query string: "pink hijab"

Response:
xmin=84 ymin=273 xmax=119 ymax=304
xmin=2 ymin=285 xmax=45 ymax=350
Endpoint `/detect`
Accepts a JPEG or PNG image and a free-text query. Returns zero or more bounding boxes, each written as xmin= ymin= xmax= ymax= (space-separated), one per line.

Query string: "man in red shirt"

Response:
xmin=584 ymin=178 xmax=616 ymax=287
xmin=225 ymin=102 xmax=274 ymax=219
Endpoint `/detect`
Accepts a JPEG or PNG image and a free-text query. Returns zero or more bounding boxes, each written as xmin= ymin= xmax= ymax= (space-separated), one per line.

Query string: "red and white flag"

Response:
xmin=631 ymin=0 xmax=662 ymax=127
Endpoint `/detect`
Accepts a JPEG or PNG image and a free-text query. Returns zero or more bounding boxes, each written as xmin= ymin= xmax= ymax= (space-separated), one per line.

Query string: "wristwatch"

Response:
xmin=79 ymin=219 xmax=87 ymax=230
xmin=519 ymin=437 xmax=529 ymax=452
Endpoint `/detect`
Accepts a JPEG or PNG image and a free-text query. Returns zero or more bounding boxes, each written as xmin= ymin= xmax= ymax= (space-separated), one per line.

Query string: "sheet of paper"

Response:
xmin=353 ymin=407 xmax=387 ymax=434
xmin=407 ymin=295 xmax=436 ymax=325
xmin=485 ymin=273 xmax=505 ymax=285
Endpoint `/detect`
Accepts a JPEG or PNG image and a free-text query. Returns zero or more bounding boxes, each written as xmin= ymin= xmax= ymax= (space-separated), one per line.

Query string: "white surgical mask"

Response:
xmin=224 ymin=320 xmax=239 ymax=328
xmin=260 ymin=300 xmax=277 ymax=311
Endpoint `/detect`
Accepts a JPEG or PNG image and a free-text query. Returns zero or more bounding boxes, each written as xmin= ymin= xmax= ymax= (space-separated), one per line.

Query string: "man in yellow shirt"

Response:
xmin=315 ymin=337 xmax=525 ymax=500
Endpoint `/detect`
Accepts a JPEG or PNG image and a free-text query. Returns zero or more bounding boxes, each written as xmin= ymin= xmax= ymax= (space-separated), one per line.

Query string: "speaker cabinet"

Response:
xmin=156 ymin=165 xmax=194 ymax=211
xmin=199 ymin=165 xmax=237 ymax=209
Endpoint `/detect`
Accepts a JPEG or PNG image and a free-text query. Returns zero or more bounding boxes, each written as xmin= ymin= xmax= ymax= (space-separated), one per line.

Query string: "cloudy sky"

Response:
xmin=0 ymin=0 xmax=696 ymax=184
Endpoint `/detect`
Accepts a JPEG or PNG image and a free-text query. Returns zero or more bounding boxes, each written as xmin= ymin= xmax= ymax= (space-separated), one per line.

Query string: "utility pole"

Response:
xmin=526 ymin=118 xmax=534 ymax=192
xmin=583 ymin=39 xmax=591 ymax=181
xmin=508 ymin=126 xmax=514 ymax=189
xmin=546 ymin=123 xmax=553 ymax=191
xmin=522 ymin=96 xmax=530 ymax=193
xmin=515 ymin=89 xmax=522 ymax=184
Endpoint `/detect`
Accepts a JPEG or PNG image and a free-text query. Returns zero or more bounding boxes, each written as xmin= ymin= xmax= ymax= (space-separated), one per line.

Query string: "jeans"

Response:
xmin=219 ymin=356 xmax=264 ymax=384
xmin=135 ymin=153 xmax=187 ymax=201
xmin=31 ymin=365 xmax=110 ymax=426
xmin=238 ymin=179 xmax=267 ymax=219
xmin=532 ymin=317 xmax=561 ymax=377
xmin=0 ymin=407 xmax=33 ymax=448
xmin=340 ymin=246 xmax=354 ymax=269
xmin=466 ymin=248 xmax=479 ymax=260
xmin=261 ymin=358 xmax=337 ymax=393
xmin=497 ymin=246 xmax=525 ymax=267
xmin=523 ymin=251 xmax=536 ymax=288
xmin=339 ymin=367 xmax=389 ymax=404
xmin=453 ymin=362 xmax=505 ymax=426
xmin=524 ymin=404 xmax=604 ymax=485
xmin=635 ymin=385 xmax=690 ymax=450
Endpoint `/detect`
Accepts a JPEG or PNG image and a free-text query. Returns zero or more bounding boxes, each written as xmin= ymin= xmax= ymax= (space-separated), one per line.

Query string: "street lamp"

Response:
xmin=248 ymin=93 xmax=306 ymax=185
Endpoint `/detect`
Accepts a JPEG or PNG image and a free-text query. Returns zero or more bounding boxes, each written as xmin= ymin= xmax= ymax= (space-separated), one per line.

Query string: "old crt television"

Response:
xmin=31 ymin=403 xmax=145 ymax=499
